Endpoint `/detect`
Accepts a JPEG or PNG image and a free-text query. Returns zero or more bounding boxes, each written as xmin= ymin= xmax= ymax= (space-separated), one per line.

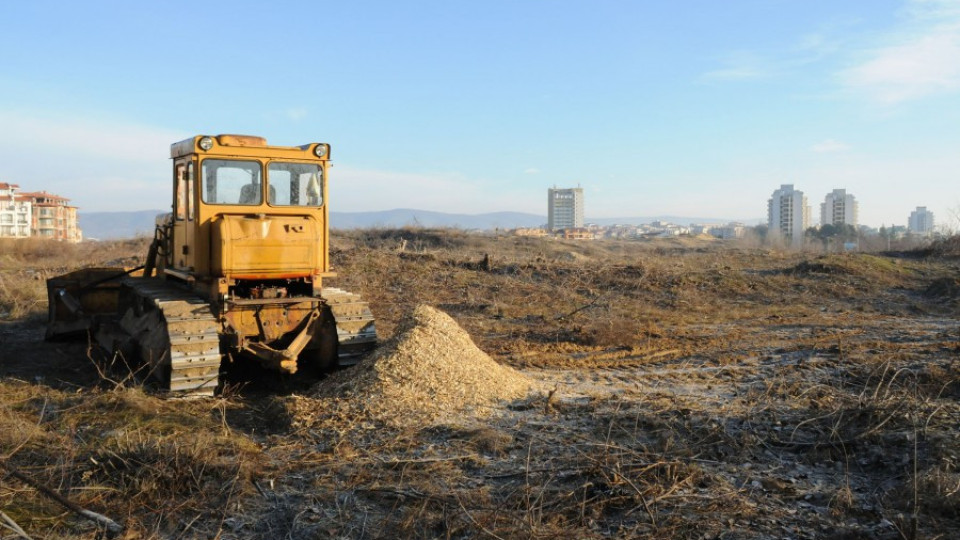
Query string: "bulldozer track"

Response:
xmin=321 ymin=287 xmax=377 ymax=364
xmin=122 ymin=279 xmax=221 ymax=397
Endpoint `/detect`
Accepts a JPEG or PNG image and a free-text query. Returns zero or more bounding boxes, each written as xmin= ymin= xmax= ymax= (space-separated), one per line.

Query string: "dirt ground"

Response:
xmin=1 ymin=231 xmax=959 ymax=539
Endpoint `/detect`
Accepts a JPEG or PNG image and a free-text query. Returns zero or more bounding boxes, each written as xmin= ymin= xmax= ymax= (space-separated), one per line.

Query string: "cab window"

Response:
xmin=175 ymin=163 xmax=187 ymax=220
xmin=186 ymin=162 xmax=195 ymax=220
xmin=268 ymin=162 xmax=323 ymax=206
xmin=202 ymin=159 xmax=263 ymax=205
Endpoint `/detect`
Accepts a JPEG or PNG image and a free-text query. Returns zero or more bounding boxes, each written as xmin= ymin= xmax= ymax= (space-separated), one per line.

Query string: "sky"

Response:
xmin=1 ymin=0 xmax=958 ymax=229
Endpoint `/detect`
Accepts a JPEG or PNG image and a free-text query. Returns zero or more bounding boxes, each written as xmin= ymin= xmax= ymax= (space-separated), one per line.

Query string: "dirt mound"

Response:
xmin=313 ymin=304 xmax=537 ymax=423
xmin=924 ymin=277 xmax=960 ymax=300
xmin=556 ymin=251 xmax=591 ymax=263
xmin=790 ymin=259 xmax=851 ymax=276
xmin=789 ymin=255 xmax=907 ymax=286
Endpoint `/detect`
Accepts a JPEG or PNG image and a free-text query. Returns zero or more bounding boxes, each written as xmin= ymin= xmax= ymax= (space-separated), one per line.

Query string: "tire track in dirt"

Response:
xmin=521 ymin=315 xmax=958 ymax=400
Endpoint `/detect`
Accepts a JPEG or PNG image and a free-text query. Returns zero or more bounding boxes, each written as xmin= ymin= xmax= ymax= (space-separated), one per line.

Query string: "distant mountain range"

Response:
xmin=79 ymin=211 xmax=164 ymax=240
xmin=329 ymin=209 xmax=546 ymax=230
xmin=78 ymin=209 xmax=759 ymax=240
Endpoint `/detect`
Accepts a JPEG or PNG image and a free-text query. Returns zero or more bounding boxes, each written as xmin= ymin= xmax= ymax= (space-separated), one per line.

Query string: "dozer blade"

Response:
xmin=45 ymin=267 xmax=141 ymax=340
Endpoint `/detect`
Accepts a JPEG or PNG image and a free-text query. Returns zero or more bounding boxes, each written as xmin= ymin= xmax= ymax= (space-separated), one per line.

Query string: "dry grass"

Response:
xmin=1 ymin=230 xmax=959 ymax=538
xmin=916 ymin=235 xmax=960 ymax=258
xmin=0 ymin=237 xmax=148 ymax=320
xmin=0 ymin=382 xmax=262 ymax=538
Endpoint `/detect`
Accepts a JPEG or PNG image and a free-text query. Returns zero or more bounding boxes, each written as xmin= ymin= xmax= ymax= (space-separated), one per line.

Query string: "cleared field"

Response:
xmin=1 ymin=231 xmax=958 ymax=539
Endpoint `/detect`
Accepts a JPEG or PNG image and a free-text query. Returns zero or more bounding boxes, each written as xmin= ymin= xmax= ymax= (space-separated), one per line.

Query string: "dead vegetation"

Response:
xmin=915 ymin=235 xmax=960 ymax=259
xmin=1 ymin=229 xmax=959 ymax=538
xmin=0 ymin=237 xmax=148 ymax=320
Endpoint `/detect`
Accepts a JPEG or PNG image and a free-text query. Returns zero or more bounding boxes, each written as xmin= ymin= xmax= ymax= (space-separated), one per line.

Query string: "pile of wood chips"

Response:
xmin=312 ymin=304 xmax=537 ymax=424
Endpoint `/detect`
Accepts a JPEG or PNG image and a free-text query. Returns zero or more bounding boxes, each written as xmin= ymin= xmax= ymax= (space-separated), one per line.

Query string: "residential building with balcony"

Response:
xmin=767 ymin=184 xmax=810 ymax=248
xmin=0 ymin=182 xmax=33 ymax=239
xmin=908 ymin=206 xmax=935 ymax=236
xmin=19 ymin=190 xmax=83 ymax=243
xmin=820 ymin=189 xmax=858 ymax=228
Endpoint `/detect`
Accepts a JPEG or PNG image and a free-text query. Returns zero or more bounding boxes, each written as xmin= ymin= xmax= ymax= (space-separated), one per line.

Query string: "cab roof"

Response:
xmin=170 ymin=134 xmax=329 ymax=160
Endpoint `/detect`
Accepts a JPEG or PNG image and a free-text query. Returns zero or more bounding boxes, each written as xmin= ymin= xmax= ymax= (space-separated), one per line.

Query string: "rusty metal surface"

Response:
xmin=239 ymin=309 xmax=320 ymax=374
xmin=46 ymin=267 xmax=134 ymax=339
xmin=120 ymin=278 xmax=221 ymax=397
xmin=321 ymin=287 xmax=377 ymax=363
xmin=223 ymin=300 xmax=319 ymax=343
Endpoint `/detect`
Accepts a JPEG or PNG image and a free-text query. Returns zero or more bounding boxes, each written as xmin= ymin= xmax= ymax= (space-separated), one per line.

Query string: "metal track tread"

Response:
xmin=321 ymin=287 xmax=378 ymax=363
xmin=124 ymin=278 xmax=221 ymax=397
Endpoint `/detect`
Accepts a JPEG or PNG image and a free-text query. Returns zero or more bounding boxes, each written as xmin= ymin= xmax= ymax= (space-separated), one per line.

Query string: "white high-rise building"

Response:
xmin=767 ymin=184 xmax=810 ymax=248
xmin=820 ymin=189 xmax=858 ymax=228
xmin=0 ymin=182 xmax=32 ymax=239
xmin=908 ymin=206 xmax=935 ymax=236
xmin=547 ymin=187 xmax=584 ymax=230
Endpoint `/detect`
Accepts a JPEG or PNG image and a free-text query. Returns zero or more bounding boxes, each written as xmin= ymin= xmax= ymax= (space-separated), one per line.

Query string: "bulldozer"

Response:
xmin=46 ymin=134 xmax=377 ymax=396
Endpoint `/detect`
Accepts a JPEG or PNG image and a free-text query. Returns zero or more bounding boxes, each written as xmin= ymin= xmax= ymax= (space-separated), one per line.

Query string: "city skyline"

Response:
xmin=0 ymin=1 xmax=958 ymax=228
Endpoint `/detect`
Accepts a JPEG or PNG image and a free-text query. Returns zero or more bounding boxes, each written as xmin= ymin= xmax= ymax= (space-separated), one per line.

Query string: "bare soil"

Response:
xmin=1 ymin=231 xmax=959 ymax=539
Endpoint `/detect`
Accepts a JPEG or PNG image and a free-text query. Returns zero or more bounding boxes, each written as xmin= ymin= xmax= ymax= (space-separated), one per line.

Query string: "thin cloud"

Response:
xmin=904 ymin=0 xmax=960 ymax=20
xmin=328 ymin=166 xmax=546 ymax=214
xmin=285 ymin=108 xmax=308 ymax=121
xmin=700 ymin=52 xmax=770 ymax=82
xmin=797 ymin=33 xmax=831 ymax=53
xmin=842 ymin=31 xmax=960 ymax=103
xmin=0 ymin=110 xmax=184 ymax=211
xmin=332 ymin=165 xmax=493 ymax=213
xmin=793 ymin=31 xmax=846 ymax=64
xmin=700 ymin=31 xmax=843 ymax=83
xmin=840 ymin=2 xmax=960 ymax=104
xmin=700 ymin=2 xmax=960 ymax=105
xmin=524 ymin=167 xmax=540 ymax=175
xmin=811 ymin=139 xmax=851 ymax=152
xmin=0 ymin=109 xmax=185 ymax=162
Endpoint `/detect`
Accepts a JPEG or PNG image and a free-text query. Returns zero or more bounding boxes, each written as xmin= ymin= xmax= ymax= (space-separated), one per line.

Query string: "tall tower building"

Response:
xmin=767 ymin=184 xmax=810 ymax=248
xmin=820 ymin=189 xmax=858 ymax=228
xmin=547 ymin=187 xmax=584 ymax=230
xmin=908 ymin=206 xmax=935 ymax=236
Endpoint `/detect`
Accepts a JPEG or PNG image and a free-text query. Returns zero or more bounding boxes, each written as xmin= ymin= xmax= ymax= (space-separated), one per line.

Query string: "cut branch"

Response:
xmin=0 ymin=510 xmax=34 ymax=540
xmin=0 ymin=460 xmax=123 ymax=537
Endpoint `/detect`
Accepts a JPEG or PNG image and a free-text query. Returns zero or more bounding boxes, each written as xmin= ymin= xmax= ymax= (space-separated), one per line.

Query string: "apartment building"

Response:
xmin=0 ymin=183 xmax=82 ymax=242
xmin=767 ymin=184 xmax=810 ymax=248
xmin=25 ymin=191 xmax=82 ymax=242
xmin=820 ymin=189 xmax=858 ymax=228
xmin=711 ymin=223 xmax=746 ymax=239
xmin=908 ymin=206 xmax=935 ymax=236
xmin=547 ymin=187 xmax=584 ymax=231
xmin=0 ymin=183 xmax=33 ymax=238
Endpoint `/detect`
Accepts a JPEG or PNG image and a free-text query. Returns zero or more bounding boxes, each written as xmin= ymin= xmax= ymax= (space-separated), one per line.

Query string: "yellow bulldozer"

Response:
xmin=46 ymin=134 xmax=376 ymax=396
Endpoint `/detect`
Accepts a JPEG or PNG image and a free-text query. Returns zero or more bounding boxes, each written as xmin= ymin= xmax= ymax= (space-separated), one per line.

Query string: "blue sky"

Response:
xmin=1 ymin=0 xmax=958 ymax=228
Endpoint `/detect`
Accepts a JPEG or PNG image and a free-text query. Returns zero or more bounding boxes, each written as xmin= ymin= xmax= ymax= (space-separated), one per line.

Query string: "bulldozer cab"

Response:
xmin=166 ymin=135 xmax=333 ymax=297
